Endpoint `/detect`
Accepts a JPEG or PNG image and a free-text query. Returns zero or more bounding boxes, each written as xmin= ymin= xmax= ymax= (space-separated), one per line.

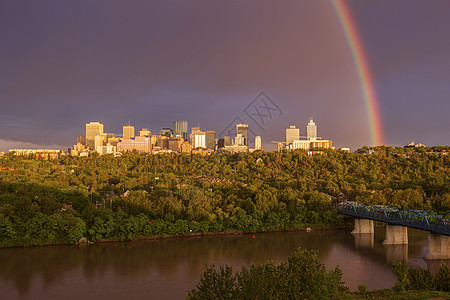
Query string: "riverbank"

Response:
xmin=87 ymin=224 xmax=352 ymax=245
xmin=0 ymin=216 xmax=353 ymax=248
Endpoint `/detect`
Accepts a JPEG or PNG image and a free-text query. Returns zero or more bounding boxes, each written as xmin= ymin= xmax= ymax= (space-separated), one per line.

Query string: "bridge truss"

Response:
xmin=336 ymin=201 xmax=450 ymax=236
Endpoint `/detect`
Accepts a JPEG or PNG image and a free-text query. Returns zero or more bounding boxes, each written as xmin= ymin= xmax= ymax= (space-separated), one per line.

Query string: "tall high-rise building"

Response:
xmin=190 ymin=127 xmax=206 ymax=148
xmin=86 ymin=122 xmax=104 ymax=150
xmin=173 ymin=121 xmax=188 ymax=141
xmin=206 ymin=130 xmax=216 ymax=150
xmin=286 ymin=125 xmax=300 ymax=144
xmin=193 ymin=132 xmax=206 ymax=148
xmin=254 ymin=136 xmax=262 ymax=150
xmin=307 ymin=118 xmax=317 ymax=140
xmin=123 ymin=124 xmax=135 ymax=139
xmin=190 ymin=127 xmax=206 ymax=149
xmin=224 ymin=136 xmax=231 ymax=146
xmin=94 ymin=133 xmax=106 ymax=152
xmin=236 ymin=124 xmax=248 ymax=146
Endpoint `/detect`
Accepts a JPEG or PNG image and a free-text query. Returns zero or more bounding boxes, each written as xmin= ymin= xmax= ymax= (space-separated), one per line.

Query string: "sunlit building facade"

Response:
xmin=193 ymin=133 xmax=206 ymax=149
xmin=286 ymin=125 xmax=300 ymax=144
xmin=86 ymin=122 xmax=104 ymax=149
xmin=307 ymin=118 xmax=317 ymax=140
xmin=206 ymin=130 xmax=216 ymax=150
xmin=9 ymin=149 xmax=64 ymax=160
xmin=181 ymin=141 xmax=192 ymax=153
xmin=117 ymin=136 xmax=151 ymax=153
xmin=95 ymin=134 xmax=107 ymax=152
xmin=254 ymin=136 xmax=262 ymax=150
xmin=139 ymin=128 xmax=151 ymax=136
xmin=236 ymin=124 xmax=248 ymax=146
xmin=97 ymin=144 xmax=117 ymax=156
xmin=168 ymin=137 xmax=184 ymax=152
xmin=173 ymin=121 xmax=188 ymax=141
xmin=224 ymin=136 xmax=231 ymax=146
xmin=123 ymin=124 xmax=135 ymax=139
xmin=289 ymin=139 xmax=332 ymax=151
xmin=190 ymin=127 xmax=206 ymax=149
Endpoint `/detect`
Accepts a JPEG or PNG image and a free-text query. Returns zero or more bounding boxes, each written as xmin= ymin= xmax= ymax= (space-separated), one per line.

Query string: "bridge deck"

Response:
xmin=336 ymin=201 xmax=449 ymax=236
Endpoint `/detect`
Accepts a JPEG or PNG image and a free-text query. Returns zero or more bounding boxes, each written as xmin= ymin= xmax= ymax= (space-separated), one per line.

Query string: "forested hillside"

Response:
xmin=0 ymin=146 xmax=449 ymax=247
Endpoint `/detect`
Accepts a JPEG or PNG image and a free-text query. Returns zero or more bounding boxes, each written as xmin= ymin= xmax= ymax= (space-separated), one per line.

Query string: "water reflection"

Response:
xmin=352 ymin=233 xmax=374 ymax=249
xmin=426 ymin=259 xmax=450 ymax=275
xmin=384 ymin=245 xmax=408 ymax=263
xmin=0 ymin=228 xmax=441 ymax=299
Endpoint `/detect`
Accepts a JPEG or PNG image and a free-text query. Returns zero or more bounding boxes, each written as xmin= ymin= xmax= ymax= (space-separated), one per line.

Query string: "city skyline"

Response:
xmin=4 ymin=117 xmax=335 ymax=155
xmin=0 ymin=112 xmax=435 ymax=153
xmin=0 ymin=114 xmax=330 ymax=151
xmin=1 ymin=1 xmax=450 ymax=151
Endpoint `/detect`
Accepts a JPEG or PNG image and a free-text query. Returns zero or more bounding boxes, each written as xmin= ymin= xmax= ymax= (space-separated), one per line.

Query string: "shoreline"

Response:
xmin=83 ymin=224 xmax=352 ymax=245
xmin=1 ymin=224 xmax=353 ymax=249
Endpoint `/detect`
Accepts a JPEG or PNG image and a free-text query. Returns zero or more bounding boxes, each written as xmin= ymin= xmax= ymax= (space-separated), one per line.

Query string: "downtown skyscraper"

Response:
xmin=173 ymin=121 xmax=188 ymax=141
xmin=307 ymin=118 xmax=317 ymax=140
xmin=236 ymin=124 xmax=248 ymax=146
xmin=85 ymin=122 xmax=104 ymax=149
xmin=123 ymin=124 xmax=135 ymax=139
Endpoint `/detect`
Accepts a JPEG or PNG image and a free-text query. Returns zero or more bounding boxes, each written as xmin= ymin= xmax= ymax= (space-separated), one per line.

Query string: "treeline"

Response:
xmin=0 ymin=146 xmax=449 ymax=247
xmin=391 ymin=261 xmax=449 ymax=293
xmin=0 ymin=183 xmax=340 ymax=247
xmin=187 ymin=248 xmax=450 ymax=299
xmin=188 ymin=248 xmax=348 ymax=299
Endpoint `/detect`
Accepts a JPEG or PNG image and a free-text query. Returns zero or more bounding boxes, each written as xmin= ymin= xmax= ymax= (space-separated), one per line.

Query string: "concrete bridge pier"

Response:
xmin=352 ymin=219 xmax=374 ymax=234
xmin=424 ymin=234 xmax=450 ymax=260
xmin=383 ymin=225 xmax=408 ymax=245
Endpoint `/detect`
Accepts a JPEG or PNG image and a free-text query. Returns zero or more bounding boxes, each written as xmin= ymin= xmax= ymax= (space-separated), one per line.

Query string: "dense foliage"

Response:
xmin=0 ymin=146 xmax=449 ymax=247
xmin=188 ymin=253 xmax=450 ymax=299
xmin=187 ymin=248 xmax=348 ymax=299
xmin=392 ymin=261 xmax=450 ymax=292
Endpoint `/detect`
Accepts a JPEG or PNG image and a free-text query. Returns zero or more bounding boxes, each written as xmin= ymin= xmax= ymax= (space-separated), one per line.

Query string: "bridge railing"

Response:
xmin=335 ymin=201 xmax=449 ymax=236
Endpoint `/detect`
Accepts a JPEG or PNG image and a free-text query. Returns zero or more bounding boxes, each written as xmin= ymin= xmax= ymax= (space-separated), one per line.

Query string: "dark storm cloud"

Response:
xmin=1 ymin=0 xmax=449 ymax=151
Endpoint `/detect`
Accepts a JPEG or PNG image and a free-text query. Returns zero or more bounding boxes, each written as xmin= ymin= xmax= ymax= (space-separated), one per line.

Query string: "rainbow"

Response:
xmin=330 ymin=0 xmax=384 ymax=146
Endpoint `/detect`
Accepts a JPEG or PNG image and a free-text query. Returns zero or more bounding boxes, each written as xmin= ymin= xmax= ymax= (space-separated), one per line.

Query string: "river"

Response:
xmin=1 ymin=228 xmax=448 ymax=299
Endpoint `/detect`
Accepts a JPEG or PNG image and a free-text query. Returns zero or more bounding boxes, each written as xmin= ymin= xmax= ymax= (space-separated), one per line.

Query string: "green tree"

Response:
xmin=187 ymin=264 xmax=236 ymax=300
xmin=392 ymin=261 xmax=410 ymax=291
xmin=408 ymin=267 xmax=434 ymax=290
xmin=188 ymin=248 xmax=348 ymax=299
xmin=434 ymin=262 xmax=450 ymax=292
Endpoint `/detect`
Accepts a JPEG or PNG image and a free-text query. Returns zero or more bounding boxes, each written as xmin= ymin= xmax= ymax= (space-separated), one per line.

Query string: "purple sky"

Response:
xmin=1 ymin=0 xmax=449 ymax=151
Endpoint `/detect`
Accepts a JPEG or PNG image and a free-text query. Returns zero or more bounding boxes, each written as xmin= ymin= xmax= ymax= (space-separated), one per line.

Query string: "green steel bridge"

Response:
xmin=336 ymin=201 xmax=450 ymax=236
